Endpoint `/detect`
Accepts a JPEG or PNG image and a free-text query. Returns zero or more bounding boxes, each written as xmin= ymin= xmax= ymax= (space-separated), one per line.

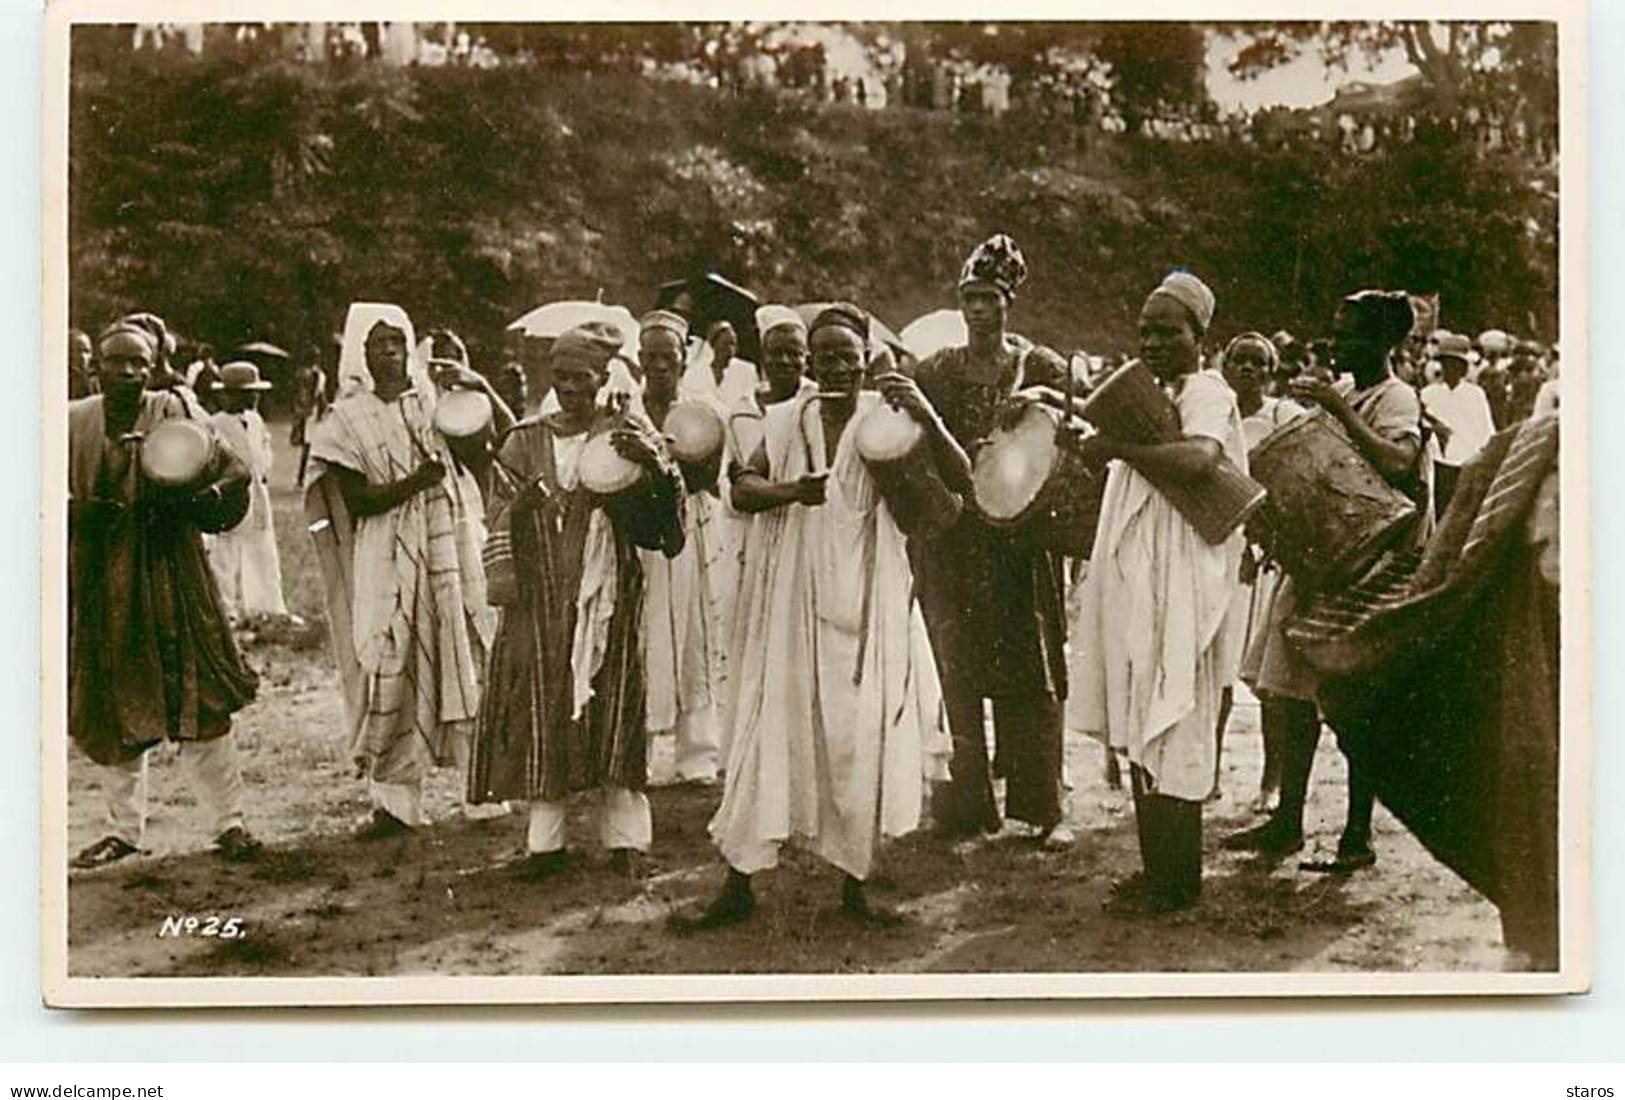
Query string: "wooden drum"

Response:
xmin=854 ymin=403 xmax=962 ymax=537
xmin=1077 ymin=359 xmax=1182 ymax=444
xmin=1079 ymin=360 xmax=1267 ymax=546
xmin=972 ymin=401 xmax=1104 ymax=557
xmin=140 ymin=419 xmax=215 ymax=491
xmin=663 ymin=401 xmax=726 ymax=494
xmin=1247 ymin=408 xmax=1419 ymax=590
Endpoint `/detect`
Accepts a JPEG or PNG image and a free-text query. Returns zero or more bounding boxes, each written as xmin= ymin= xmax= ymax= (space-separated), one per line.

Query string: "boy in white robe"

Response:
xmin=1068 ymin=272 xmax=1246 ymax=913
xmin=671 ymin=304 xmax=956 ymax=930
xmin=206 ymin=361 xmax=288 ymax=618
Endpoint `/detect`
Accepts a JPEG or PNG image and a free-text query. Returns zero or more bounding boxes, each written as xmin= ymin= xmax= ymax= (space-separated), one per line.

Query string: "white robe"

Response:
xmin=641 ymin=487 xmax=726 ymax=732
xmin=205 ymin=408 xmax=288 ymax=617
xmin=1066 ymin=370 xmax=1247 ymax=802
xmin=710 ymin=390 xmax=949 ymax=879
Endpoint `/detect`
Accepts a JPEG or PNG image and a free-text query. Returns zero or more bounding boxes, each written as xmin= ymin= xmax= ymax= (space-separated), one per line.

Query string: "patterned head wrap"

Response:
xmin=958 ymin=233 xmax=1028 ymax=299
xmin=1146 ymin=270 xmax=1216 ymax=334
xmin=807 ymin=302 xmax=870 ymax=348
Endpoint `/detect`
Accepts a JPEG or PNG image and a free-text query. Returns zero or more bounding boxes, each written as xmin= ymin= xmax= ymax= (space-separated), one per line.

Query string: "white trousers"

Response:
xmin=101 ymin=734 xmax=246 ymax=846
xmin=665 ymin=703 xmax=720 ymax=782
xmin=526 ymin=787 xmax=651 ymax=854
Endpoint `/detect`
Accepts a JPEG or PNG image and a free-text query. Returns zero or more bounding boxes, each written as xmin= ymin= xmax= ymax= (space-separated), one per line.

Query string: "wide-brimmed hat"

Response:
xmin=211 ymin=360 xmax=273 ymax=391
xmin=1433 ymin=332 xmax=1473 ymax=364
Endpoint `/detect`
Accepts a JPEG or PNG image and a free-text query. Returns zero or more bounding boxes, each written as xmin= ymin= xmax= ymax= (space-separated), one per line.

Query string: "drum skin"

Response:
xmin=433 ymin=389 xmax=494 ymax=439
xmin=854 ymin=403 xmax=963 ymax=537
xmin=1247 ymin=408 xmax=1419 ymax=590
xmin=972 ymin=401 xmax=1104 ymax=557
xmin=140 ymin=420 xmax=215 ymax=491
xmin=663 ymin=401 xmax=726 ymax=494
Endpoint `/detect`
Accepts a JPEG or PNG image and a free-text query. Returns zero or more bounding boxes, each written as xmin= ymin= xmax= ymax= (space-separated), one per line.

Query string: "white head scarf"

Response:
xmin=337 ymin=302 xmax=432 ymax=399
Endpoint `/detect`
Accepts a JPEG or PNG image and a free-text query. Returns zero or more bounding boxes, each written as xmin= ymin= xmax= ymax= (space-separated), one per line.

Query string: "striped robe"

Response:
xmin=468 ymin=412 xmax=684 ymax=803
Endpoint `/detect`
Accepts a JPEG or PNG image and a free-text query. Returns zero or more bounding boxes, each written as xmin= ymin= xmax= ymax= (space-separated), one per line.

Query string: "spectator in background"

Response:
xmin=68 ymin=327 xmax=96 ymax=399
xmin=494 ymin=327 xmax=528 ymax=419
xmin=1421 ymin=333 xmax=1496 ymax=517
xmin=206 ymin=361 xmax=288 ymax=618
xmin=186 ymin=344 xmax=223 ymax=413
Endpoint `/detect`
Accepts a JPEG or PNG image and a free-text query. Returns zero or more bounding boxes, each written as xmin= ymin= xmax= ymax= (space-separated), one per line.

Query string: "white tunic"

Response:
xmin=1421 ymin=379 xmax=1497 ymax=466
xmin=709 ymin=390 xmax=949 ymax=879
xmin=206 ymin=409 xmax=288 ymax=617
xmin=1067 ymin=371 xmax=1247 ymax=801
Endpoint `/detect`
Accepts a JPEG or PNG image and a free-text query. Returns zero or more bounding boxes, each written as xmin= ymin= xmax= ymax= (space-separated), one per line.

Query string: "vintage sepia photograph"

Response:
xmin=41 ymin=4 xmax=1587 ymax=1005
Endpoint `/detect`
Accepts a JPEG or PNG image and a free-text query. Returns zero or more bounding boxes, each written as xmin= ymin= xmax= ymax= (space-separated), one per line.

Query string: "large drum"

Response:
xmin=663 ymin=400 xmax=726 ymax=494
xmin=1078 ymin=360 xmax=1267 ymax=546
xmin=854 ymin=403 xmax=962 ymax=537
xmin=1247 ymin=408 xmax=1419 ymax=590
xmin=972 ymin=400 xmax=1104 ymax=557
xmin=140 ymin=419 xmax=215 ymax=491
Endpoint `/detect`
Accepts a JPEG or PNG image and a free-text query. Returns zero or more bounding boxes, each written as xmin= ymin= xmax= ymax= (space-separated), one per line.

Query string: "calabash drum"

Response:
xmin=140 ymin=419 xmax=215 ymax=491
xmin=663 ymin=400 xmax=726 ymax=494
xmin=579 ymin=427 xmax=658 ymax=529
xmin=1078 ymin=360 xmax=1267 ymax=546
xmin=972 ymin=401 xmax=1104 ymax=557
xmin=1246 ymin=408 xmax=1419 ymax=590
xmin=433 ymin=389 xmax=494 ymax=440
xmin=854 ymin=403 xmax=962 ymax=537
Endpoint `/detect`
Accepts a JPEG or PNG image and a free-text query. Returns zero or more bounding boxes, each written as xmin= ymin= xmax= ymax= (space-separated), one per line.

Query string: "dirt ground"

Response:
xmin=64 ymin=429 xmax=1507 ymax=978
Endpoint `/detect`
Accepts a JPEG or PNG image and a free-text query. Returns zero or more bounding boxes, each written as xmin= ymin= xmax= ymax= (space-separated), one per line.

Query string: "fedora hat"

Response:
xmin=211 ymin=360 xmax=273 ymax=391
xmin=1433 ymin=332 xmax=1473 ymax=363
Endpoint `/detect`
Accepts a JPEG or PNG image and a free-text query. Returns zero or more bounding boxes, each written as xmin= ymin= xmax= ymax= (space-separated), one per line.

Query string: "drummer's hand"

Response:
xmin=997 ymin=394 xmax=1035 ymax=431
xmin=411 ymin=457 xmax=446 ymax=488
xmin=1289 ymin=375 xmax=1345 ymax=413
xmin=876 ymin=373 xmax=932 ymax=424
xmin=792 ymin=471 xmax=829 ymax=506
xmin=1065 ymin=429 xmax=1117 ymax=465
xmin=436 ymin=365 xmax=489 ymax=393
xmin=611 ymin=428 xmax=662 ymax=469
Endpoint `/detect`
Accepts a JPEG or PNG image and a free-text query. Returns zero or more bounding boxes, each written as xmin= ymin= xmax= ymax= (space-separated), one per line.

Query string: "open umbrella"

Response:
xmin=794 ymin=302 xmax=908 ymax=360
xmin=654 ymin=273 xmax=761 ymax=359
xmin=900 ymin=309 xmax=967 ymax=360
xmin=508 ymin=301 xmax=640 ymax=358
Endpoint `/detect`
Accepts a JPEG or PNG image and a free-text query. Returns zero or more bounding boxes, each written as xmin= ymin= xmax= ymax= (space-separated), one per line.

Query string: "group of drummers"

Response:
xmin=67 ymin=232 xmax=1559 ymax=960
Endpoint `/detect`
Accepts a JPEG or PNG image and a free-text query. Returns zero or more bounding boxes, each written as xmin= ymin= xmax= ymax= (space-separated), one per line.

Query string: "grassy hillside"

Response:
xmin=68 ymin=45 xmax=1557 ymax=368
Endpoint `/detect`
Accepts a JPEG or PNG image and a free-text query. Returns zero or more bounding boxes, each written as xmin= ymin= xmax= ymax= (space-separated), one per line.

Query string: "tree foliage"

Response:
xmin=68 ymin=30 xmax=1558 ymax=391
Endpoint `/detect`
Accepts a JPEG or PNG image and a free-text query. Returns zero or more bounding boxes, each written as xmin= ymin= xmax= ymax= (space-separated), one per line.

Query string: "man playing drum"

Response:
xmin=1224 ymin=290 xmax=1433 ymax=875
xmin=910 ymin=234 xmax=1075 ymax=844
xmin=467 ymin=322 xmax=686 ymax=880
xmin=69 ymin=320 xmax=263 ymax=868
xmin=671 ymin=304 xmax=955 ymax=929
xmin=1068 ymin=272 xmax=1249 ymax=913
xmin=305 ymin=303 xmax=495 ymax=840
xmin=637 ymin=310 xmax=726 ymax=785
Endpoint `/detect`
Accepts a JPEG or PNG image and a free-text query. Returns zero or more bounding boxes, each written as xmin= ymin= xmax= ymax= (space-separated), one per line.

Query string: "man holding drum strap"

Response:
xmin=637 ymin=310 xmax=725 ymax=785
xmin=910 ymin=234 xmax=1075 ymax=844
xmin=671 ymin=304 xmax=956 ymax=929
xmin=1068 ymin=271 xmax=1248 ymax=914
xmin=1224 ymin=290 xmax=1433 ymax=875
xmin=69 ymin=320 xmax=263 ymax=869
xmin=467 ymin=322 xmax=686 ymax=880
